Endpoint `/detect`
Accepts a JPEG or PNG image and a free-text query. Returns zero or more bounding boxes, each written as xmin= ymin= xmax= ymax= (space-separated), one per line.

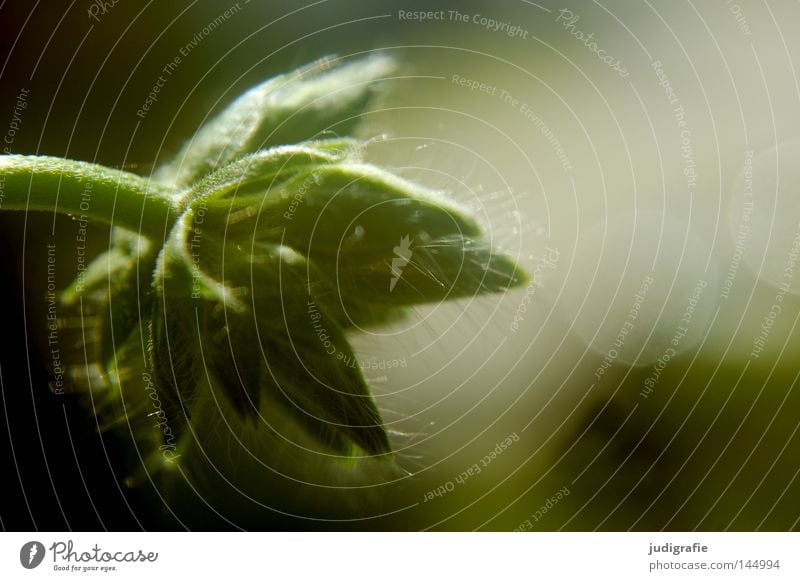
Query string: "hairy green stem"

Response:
xmin=0 ymin=155 xmax=179 ymax=239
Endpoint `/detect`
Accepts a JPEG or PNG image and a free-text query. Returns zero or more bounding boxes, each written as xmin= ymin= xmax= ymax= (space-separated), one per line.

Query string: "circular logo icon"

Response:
xmin=19 ymin=541 xmax=46 ymax=569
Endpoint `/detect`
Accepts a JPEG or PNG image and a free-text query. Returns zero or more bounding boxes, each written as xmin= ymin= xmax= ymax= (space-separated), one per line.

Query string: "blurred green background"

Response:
xmin=1 ymin=0 xmax=799 ymax=530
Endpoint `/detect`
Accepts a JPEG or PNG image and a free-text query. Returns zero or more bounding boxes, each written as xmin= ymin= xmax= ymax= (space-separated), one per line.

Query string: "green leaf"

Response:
xmin=152 ymin=210 xmax=389 ymax=455
xmin=178 ymin=139 xmax=357 ymax=210
xmin=62 ymin=230 xmax=158 ymax=377
xmin=244 ymin=246 xmax=391 ymax=456
xmin=155 ymin=55 xmax=395 ymax=188
xmin=331 ymin=234 xmax=528 ymax=304
xmin=186 ymin=154 xmax=525 ymax=326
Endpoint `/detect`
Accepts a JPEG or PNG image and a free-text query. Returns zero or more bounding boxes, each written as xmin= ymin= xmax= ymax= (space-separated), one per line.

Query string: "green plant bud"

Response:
xmin=154 ymin=55 xmax=395 ymax=188
xmin=0 ymin=56 xmax=529 ymax=485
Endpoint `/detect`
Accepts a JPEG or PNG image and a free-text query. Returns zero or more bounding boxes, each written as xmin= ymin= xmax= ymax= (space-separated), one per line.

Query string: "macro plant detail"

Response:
xmin=0 ymin=56 xmax=526 ymax=488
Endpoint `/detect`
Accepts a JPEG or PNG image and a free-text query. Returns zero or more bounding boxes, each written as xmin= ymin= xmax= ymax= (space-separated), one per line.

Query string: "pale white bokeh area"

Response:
xmin=558 ymin=211 xmax=717 ymax=367
xmin=729 ymin=140 xmax=800 ymax=296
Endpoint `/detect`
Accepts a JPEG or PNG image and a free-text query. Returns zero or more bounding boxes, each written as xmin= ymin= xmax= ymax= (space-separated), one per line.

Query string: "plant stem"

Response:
xmin=0 ymin=155 xmax=179 ymax=239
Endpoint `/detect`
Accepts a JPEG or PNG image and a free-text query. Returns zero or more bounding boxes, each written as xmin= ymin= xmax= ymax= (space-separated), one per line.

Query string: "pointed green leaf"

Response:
xmin=187 ymin=155 xmax=525 ymax=325
xmin=155 ymin=55 xmax=395 ymax=188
